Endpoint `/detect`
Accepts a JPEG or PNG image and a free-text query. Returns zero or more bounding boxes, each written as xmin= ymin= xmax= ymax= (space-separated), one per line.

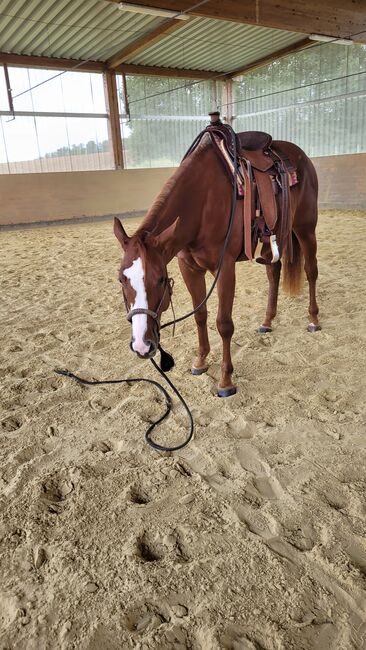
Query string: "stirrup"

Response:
xmin=270 ymin=234 xmax=279 ymax=263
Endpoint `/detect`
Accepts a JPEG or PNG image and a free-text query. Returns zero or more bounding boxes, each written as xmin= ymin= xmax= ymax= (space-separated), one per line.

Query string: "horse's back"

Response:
xmin=273 ymin=139 xmax=313 ymax=168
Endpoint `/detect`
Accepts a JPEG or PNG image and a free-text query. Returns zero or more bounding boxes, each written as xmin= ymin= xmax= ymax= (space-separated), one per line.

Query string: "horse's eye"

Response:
xmin=158 ymin=276 xmax=166 ymax=285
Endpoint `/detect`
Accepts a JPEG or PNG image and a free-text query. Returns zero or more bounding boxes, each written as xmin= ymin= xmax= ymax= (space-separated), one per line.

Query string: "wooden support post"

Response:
xmin=3 ymin=64 xmax=14 ymax=115
xmin=210 ymin=79 xmax=220 ymax=112
xmin=222 ymin=79 xmax=234 ymax=126
xmin=121 ymin=73 xmax=130 ymax=119
xmin=104 ymin=69 xmax=124 ymax=170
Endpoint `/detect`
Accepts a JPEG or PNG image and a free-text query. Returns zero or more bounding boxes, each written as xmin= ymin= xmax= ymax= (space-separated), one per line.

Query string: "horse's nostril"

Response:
xmin=146 ymin=340 xmax=157 ymax=356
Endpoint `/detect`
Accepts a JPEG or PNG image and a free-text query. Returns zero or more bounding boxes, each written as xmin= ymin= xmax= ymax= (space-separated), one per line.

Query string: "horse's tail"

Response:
xmin=282 ymin=232 xmax=303 ymax=296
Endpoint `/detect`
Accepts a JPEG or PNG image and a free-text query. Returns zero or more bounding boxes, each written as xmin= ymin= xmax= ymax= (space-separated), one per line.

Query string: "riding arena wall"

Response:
xmin=0 ymin=152 xmax=365 ymax=227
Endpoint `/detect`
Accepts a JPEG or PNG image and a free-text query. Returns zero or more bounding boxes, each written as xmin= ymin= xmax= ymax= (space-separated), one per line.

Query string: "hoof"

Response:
xmin=191 ymin=366 xmax=208 ymax=376
xmin=256 ymin=325 xmax=272 ymax=334
xmin=307 ymin=323 xmax=322 ymax=333
xmin=217 ymin=386 xmax=237 ymax=398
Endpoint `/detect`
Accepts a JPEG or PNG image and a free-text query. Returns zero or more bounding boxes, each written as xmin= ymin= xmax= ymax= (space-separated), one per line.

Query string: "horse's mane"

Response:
xmin=138 ymin=133 xmax=211 ymax=233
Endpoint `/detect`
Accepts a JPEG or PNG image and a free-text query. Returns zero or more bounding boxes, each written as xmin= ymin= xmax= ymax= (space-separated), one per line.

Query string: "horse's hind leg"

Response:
xmin=178 ymin=257 xmax=210 ymax=374
xmin=257 ymin=260 xmax=282 ymax=333
xmin=216 ymin=261 xmax=236 ymax=397
xmin=296 ymin=230 xmax=321 ymax=331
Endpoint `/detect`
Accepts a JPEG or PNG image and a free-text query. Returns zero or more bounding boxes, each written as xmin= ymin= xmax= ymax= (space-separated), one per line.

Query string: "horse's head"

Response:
xmin=114 ymin=217 xmax=176 ymax=360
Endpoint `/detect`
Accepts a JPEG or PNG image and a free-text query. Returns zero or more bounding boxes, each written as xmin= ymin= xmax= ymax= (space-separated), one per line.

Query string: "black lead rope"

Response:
xmin=57 ymin=123 xmax=238 ymax=453
xmin=54 ymin=359 xmax=193 ymax=453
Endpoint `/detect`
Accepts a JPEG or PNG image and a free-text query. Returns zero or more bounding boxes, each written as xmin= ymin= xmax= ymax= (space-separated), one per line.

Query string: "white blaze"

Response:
xmin=123 ymin=257 xmax=150 ymax=356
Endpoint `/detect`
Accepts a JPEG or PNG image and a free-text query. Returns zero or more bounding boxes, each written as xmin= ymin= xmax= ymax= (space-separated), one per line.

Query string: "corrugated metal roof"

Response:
xmin=127 ymin=18 xmax=306 ymax=73
xmin=0 ymin=0 xmax=306 ymax=73
xmin=0 ymin=0 xmax=163 ymax=61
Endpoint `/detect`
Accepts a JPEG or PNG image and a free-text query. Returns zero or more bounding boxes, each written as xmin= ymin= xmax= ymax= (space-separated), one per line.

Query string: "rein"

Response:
xmin=56 ymin=122 xmax=238 ymax=453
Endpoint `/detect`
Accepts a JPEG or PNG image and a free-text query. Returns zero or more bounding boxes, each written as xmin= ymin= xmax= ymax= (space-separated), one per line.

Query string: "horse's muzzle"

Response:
xmin=130 ymin=338 xmax=158 ymax=359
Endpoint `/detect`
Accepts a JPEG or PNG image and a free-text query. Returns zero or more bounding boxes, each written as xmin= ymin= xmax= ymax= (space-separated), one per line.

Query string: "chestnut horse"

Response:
xmin=114 ymin=134 xmax=319 ymax=397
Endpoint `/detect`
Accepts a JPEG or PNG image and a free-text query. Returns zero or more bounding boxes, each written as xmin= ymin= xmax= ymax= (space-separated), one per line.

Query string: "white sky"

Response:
xmin=0 ymin=67 xmax=116 ymax=162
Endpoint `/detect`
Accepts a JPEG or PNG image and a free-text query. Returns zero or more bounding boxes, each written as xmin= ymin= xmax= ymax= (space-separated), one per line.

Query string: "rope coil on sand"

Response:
xmin=54 ymin=360 xmax=193 ymax=452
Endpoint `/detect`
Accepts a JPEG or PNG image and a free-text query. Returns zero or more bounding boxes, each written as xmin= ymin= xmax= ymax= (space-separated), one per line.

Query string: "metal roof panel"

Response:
xmin=0 ymin=1 xmax=306 ymax=73
xmin=0 ymin=0 xmax=163 ymax=61
xmin=127 ymin=18 xmax=306 ymax=72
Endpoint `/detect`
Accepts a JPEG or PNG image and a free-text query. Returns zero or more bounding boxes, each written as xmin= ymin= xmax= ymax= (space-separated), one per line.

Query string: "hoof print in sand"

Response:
xmin=164 ymin=529 xmax=190 ymax=563
xmin=163 ymin=624 xmax=192 ymax=648
xmin=221 ymin=626 xmax=265 ymax=650
xmin=124 ymin=603 xmax=170 ymax=633
xmin=285 ymin=526 xmax=316 ymax=552
xmin=171 ymin=604 xmax=188 ymax=618
xmin=217 ymin=464 xmax=232 ymax=480
xmin=136 ymin=533 xmax=162 ymax=563
xmin=1 ymin=415 xmax=23 ymax=433
xmin=88 ymin=398 xmax=111 ymax=413
xmin=90 ymin=440 xmax=111 ymax=454
xmin=346 ymin=543 xmax=366 ymax=583
xmin=174 ymin=462 xmax=192 ymax=478
xmin=252 ymin=476 xmax=284 ymax=501
xmin=33 ymin=546 xmax=47 ymax=569
xmin=323 ymin=493 xmax=347 ymax=513
xmin=129 ymin=485 xmax=150 ymax=505
xmin=41 ymin=471 xmax=75 ymax=514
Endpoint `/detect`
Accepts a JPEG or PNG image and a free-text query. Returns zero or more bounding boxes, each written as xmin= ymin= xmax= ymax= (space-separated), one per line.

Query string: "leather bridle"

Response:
xmin=125 ymin=276 xmax=175 ymax=328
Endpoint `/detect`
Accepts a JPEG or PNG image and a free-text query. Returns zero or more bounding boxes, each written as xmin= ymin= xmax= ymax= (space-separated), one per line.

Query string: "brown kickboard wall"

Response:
xmin=0 ymin=168 xmax=174 ymax=226
xmin=0 ymin=153 xmax=365 ymax=226
xmin=312 ymin=153 xmax=366 ymax=210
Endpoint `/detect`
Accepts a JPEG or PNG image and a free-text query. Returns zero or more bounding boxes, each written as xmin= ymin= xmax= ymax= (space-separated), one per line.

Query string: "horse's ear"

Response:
xmin=152 ymin=218 xmax=180 ymax=261
xmin=114 ymin=217 xmax=130 ymax=250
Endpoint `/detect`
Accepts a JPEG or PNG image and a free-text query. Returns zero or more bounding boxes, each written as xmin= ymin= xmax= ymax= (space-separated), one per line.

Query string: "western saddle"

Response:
xmin=184 ymin=112 xmax=298 ymax=264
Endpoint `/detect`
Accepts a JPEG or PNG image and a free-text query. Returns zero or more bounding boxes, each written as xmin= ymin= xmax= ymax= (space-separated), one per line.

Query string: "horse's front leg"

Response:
xmin=216 ymin=261 xmax=236 ymax=397
xmin=178 ymin=257 xmax=210 ymax=374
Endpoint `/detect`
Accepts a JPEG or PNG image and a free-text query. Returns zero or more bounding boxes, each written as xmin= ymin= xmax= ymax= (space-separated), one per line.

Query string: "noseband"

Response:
xmin=125 ymin=277 xmax=174 ymax=326
xmin=126 ymin=307 xmax=159 ymax=323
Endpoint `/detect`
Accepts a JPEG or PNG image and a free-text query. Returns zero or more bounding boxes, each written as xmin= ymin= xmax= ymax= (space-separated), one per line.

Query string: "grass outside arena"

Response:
xmin=1 ymin=210 xmax=366 ymax=649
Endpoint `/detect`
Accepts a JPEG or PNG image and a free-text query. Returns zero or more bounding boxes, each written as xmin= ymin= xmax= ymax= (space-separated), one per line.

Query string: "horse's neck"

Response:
xmin=139 ymin=147 xmax=211 ymax=247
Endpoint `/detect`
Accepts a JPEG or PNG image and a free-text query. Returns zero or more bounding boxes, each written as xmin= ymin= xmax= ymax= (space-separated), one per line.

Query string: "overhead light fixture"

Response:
xmin=117 ymin=2 xmax=189 ymax=20
xmin=309 ymin=34 xmax=354 ymax=45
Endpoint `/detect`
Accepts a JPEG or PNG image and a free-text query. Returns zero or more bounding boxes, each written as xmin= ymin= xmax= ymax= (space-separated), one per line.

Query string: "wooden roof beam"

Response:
xmin=106 ymin=1 xmax=366 ymax=43
xmin=0 ymin=52 xmax=105 ymax=72
xmin=0 ymin=52 xmax=218 ymax=80
xmin=114 ymin=63 xmax=220 ymax=79
xmin=107 ymin=18 xmax=188 ymax=68
xmin=226 ymin=38 xmax=315 ymax=78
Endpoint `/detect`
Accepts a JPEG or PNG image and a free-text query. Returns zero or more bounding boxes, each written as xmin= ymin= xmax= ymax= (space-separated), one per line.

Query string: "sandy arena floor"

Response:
xmin=1 ymin=211 xmax=366 ymax=650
